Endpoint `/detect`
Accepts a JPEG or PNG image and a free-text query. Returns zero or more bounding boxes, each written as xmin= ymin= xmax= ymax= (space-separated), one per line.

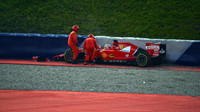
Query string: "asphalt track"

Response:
xmin=0 ymin=59 xmax=200 ymax=112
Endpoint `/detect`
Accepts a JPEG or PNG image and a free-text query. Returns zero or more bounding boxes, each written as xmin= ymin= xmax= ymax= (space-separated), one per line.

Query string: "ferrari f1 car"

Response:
xmin=64 ymin=40 xmax=166 ymax=67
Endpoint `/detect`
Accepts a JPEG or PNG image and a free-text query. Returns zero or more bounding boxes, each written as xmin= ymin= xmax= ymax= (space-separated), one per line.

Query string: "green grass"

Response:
xmin=0 ymin=0 xmax=199 ymax=40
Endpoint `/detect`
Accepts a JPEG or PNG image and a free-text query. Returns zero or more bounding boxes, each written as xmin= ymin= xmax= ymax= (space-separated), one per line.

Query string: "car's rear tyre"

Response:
xmin=136 ymin=53 xmax=151 ymax=67
xmin=95 ymin=57 xmax=103 ymax=64
xmin=64 ymin=49 xmax=73 ymax=63
xmin=151 ymin=56 xmax=165 ymax=66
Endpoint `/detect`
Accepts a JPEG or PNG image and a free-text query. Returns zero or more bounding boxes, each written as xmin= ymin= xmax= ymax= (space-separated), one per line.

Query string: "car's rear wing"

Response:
xmin=146 ymin=43 xmax=166 ymax=57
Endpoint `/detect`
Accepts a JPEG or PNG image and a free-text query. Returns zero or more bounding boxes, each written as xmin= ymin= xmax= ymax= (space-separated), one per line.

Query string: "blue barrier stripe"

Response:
xmin=175 ymin=42 xmax=200 ymax=66
xmin=0 ymin=33 xmax=87 ymax=38
xmin=0 ymin=33 xmax=87 ymax=60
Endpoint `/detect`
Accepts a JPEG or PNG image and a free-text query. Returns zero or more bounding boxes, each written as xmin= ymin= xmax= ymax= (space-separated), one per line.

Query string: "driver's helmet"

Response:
xmin=104 ymin=44 xmax=111 ymax=49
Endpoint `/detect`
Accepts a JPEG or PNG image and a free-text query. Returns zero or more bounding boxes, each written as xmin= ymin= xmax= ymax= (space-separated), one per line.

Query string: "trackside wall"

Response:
xmin=0 ymin=33 xmax=87 ymax=60
xmin=0 ymin=33 xmax=199 ymax=66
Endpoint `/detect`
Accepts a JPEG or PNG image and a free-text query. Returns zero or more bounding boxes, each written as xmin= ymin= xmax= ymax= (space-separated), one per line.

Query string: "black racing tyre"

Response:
xmin=151 ymin=56 xmax=165 ymax=66
xmin=136 ymin=53 xmax=151 ymax=67
xmin=95 ymin=57 xmax=103 ymax=64
xmin=64 ymin=49 xmax=73 ymax=63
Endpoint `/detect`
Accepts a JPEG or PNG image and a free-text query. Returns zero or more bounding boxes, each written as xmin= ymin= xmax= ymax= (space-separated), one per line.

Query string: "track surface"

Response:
xmin=0 ymin=59 xmax=200 ymax=112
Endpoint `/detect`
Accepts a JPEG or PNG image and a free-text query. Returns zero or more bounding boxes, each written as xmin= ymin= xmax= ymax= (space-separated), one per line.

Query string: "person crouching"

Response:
xmin=83 ymin=34 xmax=99 ymax=65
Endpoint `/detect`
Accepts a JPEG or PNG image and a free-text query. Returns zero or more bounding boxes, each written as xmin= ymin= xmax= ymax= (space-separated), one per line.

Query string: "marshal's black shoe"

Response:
xmin=83 ymin=62 xmax=88 ymax=65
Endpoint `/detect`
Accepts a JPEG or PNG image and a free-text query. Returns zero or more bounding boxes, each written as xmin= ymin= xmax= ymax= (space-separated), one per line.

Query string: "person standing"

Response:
xmin=83 ymin=34 xmax=99 ymax=65
xmin=68 ymin=25 xmax=79 ymax=64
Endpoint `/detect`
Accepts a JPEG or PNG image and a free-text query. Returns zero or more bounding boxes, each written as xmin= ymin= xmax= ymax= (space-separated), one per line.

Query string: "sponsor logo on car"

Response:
xmin=146 ymin=45 xmax=160 ymax=50
xmin=125 ymin=54 xmax=129 ymax=57
xmin=109 ymin=54 xmax=114 ymax=58
xmin=102 ymin=53 xmax=107 ymax=58
xmin=120 ymin=45 xmax=123 ymax=49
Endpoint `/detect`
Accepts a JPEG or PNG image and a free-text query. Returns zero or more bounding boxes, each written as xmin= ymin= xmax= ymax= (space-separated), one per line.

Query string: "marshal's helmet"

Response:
xmin=72 ymin=25 xmax=79 ymax=32
xmin=88 ymin=34 xmax=94 ymax=38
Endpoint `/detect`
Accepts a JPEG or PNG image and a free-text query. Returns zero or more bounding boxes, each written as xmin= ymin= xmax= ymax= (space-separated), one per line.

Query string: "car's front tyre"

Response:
xmin=64 ymin=49 xmax=73 ymax=63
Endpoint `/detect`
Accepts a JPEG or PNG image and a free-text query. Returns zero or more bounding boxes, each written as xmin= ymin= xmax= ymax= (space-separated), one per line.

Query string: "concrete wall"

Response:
xmin=0 ymin=33 xmax=200 ymax=66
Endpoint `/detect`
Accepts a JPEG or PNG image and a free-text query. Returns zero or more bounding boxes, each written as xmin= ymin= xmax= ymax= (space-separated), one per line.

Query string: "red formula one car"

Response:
xmin=64 ymin=40 xmax=166 ymax=67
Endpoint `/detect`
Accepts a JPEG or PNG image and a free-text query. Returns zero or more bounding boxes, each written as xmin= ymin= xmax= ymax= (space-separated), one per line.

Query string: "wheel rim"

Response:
xmin=137 ymin=54 xmax=147 ymax=66
xmin=64 ymin=50 xmax=73 ymax=62
xmin=66 ymin=52 xmax=73 ymax=60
